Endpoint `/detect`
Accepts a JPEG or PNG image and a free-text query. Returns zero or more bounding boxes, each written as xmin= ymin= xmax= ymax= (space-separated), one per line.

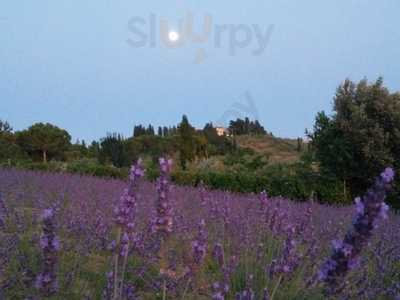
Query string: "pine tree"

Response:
xmin=178 ymin=115 xmax=196 ymax=170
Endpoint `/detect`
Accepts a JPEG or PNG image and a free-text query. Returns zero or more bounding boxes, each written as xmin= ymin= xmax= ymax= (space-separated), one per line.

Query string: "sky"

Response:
xmin=1 ymin=1 xmax=399 ymax=142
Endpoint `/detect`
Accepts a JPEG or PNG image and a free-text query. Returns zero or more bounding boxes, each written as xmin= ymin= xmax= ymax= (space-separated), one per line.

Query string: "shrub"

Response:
xmin=66 ymin=159 xmax=127 ymax=179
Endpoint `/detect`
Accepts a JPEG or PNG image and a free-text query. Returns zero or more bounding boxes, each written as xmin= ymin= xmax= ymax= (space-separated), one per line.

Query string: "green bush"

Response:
xmin=9 ymin=159 xmax=127 ymax=179
xmin=66 ymin=159 xmax=127 ymax=179
xmin=171 ymin=165 xmax=347 ymax=204
xmin=18 ymin=161 xmax=66 ymax=172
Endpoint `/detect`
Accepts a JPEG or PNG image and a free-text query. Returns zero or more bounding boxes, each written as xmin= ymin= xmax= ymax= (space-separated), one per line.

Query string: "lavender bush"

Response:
xmin=0 ymin=163 xmax=399 ymax=299
xmin=36 ymin=208 xmax=60 ymax=296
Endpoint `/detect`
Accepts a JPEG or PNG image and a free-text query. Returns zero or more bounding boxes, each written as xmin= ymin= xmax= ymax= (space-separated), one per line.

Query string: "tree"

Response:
xmin=146 ymin=125 xmax=155 ymax=136
xmin=99 ymin=133 xmax=127 ymax=167
xmin=0 ymin=120 xmax=12 ymax=135
xmin=17 ymin=123 xmax=71 ymax=163
xmin=309 ymin=111 xmax=355 ymax=200
xmin=0 ymin=120 xmax=27 ymax=163
xmin=178 ymin=115 xmax=196 ymax=169
xmin=158 ymin=126 xmax=163 ymax=136
xmin=309 ymin=78 xmax=400 ymax=207
xmin=203 ymin=122 xmax=235 ymax=155
xmin=133 ymin=125 xmax=145 ymax=137
xmin=65 ymin=139 xmax=89 ymax=161
xmin=133 ymin=124 xmax=156 ymax=137
xmin=163 ymin=126 xmax=169 ymax=137
xmin=296 ymin=138 xmax=303 ymax=152
xmin=87 ymin=141 xmax=100 ymax=158
xmin=229 ymin=118 xmax=266 ymax=135
xmin=194 ymin=134 xmax=208 ymax=159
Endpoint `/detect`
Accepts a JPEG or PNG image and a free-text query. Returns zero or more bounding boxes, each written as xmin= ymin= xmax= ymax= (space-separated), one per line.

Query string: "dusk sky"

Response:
xmin=1 ymin=0 xmax=399 ymax=142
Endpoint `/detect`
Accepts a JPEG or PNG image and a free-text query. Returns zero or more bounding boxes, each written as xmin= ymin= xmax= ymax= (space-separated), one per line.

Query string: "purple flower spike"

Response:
xmin=212 ymin=243 xmax=225 ymax=268
xmin=0 ymin=192 xmax=7 ymax=228
xmin=381 ymin=167 xmax=395 ymax=184
xmin=191 ymin=219 xmax=207 ymax=266
xmin=106 ymin=159 xmax=144 ymax=299
xmin=41 ymin=208 xmax=54 ymax=220
xmin=152 ymin=157 xmax=174 ymax=237
xmin=379 ymin=203 xmax=389 ymax=220
xmin=124 ymin=283 xmax=138 ymax=300
xmin=262 ymin=288 xmax=270 ymax=300
xmin=212 ymin=282 xmax=229 ymax=300
xmin=236 ymin=275 xmax=255 ymax=300
xmin=114 ymin=159 xmax=144 ymax=233
xmin=319 ymin=167 xmax=395 ymax=294
xmin=159 ymin=157 xmax=173 ymax=173
xmin=354 ymin=197 xmax=364 ymax=215
xmin=130 ymin=158 xmax=145 ymax=179
xmin=36 ymin=207 xmax=60 ymax=296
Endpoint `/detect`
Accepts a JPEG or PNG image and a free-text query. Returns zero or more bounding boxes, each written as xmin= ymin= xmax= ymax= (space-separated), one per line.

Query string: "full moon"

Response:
xmin=168 ymin=31 xmax=180 ymax=42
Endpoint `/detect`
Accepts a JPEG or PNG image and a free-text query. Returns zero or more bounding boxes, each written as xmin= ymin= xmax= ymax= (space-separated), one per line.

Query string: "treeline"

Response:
xmin=0 ymin=115 xmax=269 ymax=170
xmin=96 ymin=117 xmax=238 ymax=169
xmin=229 ymin=117 xmax=267 ymax=135
xmin=133 ymin=124 xmax=178 ymax=137
xmin=1 ymin=78 xmax=400 ymax=208
xmin=0 ymin=116 xmax=242 ymax=168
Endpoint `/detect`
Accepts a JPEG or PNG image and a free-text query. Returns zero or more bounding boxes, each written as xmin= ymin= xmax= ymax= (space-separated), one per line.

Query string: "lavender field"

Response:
xmin=0 ymin=160 xmax=399 ymax=300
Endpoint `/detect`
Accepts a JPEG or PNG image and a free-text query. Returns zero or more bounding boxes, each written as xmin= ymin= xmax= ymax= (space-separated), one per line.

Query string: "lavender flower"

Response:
xmin=199 ymin=182 xmax=209 ymax=207
xmin=269 ymin=225 xmax=300 ymax=280
xmin=235 ymin=290 xmax=254 ymax=300
xmin=0 ymin=162 xmax=398 ymax=299
xmin=354 ymin=197 xmax=364 ymax=215
xmin=236 ymin=275 xmax=254 ymax=300
xmin=262 ymin=288 xmax=270 ymax=300
xmin=259 ymin=191 xmax=269 ymax=212
xmin=212 ymin=243 xmax=225 ymax=268
xmin=212 ymin=282 xmax=229 ymax=300
xmin=319 ymin=168 xmax=395 ymax=294
xmin=381 ymin=167 xmax=395 ymax=183
xmin=119 ymin=232 xmax=130 ymax=257
xmin=114 ymin=159 xmax=144 ymax=231
xmin=152 ymin=157 xmax=173 ymax=237
xmin=36 ymin=208 xmax=60 ymax=296
xmin=124 ymin=283 xmax=138 ymax=300
xmin=0 ymin=192 xmax=7 ymax=228
xmin=94 ymin=212 xmax=109 ymax=249
xmin=191 ymin=219 xmax=207 ymax=266
xmin=102 ymin=271 xmax=114 ymax=300
xmin=108 ymin=160 xmax=144 ymax=300
xmin=212 ymin=291 xmax=225 ymax=300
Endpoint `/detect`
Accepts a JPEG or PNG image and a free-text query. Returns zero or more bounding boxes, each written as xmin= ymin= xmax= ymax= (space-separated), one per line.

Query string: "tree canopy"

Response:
xmin=229 ymin=117 xmax=267 ymax=135
xmin=309 ymin=78 xmax=400 ymax=207
xmin=17 ymin=123 xmax=71 ymax=163
xmin=0 ymin=120 xmax=12 ymax=135
xmin=178 ymin=115 xmax=196 ymax=169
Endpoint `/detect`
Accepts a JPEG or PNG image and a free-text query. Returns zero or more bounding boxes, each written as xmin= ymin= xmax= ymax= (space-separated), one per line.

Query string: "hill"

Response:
xmin=235 ymin=134 xmax=304 ymax=163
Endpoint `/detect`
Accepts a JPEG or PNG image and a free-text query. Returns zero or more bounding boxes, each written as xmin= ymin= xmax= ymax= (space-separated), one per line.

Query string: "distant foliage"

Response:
xmin=178 ymin=115 xmax=196 ymax=169
xmin=99 ymin=133 xmax=128 ymax=168
xmin=229 ymin=117 xmax=267 ymax=135
xmin=16 ymin=123 xmax=71 ymax=163
xmin=171 ymin=160 xmax=346 ymax=204
xmin=0 ymin=120 xmax=12 ymax=134
xmin=203 ymin=122 xmax=236 ymax=155
xmin=133 ymin=124 xmax=155 ymax=137
xmin=133 ymin=124 xmax=178 ymax=137
xmin=0 ymin=120 xmax=27 ymax=163
xmin=309 ymin=78 xmax=400 ymax=208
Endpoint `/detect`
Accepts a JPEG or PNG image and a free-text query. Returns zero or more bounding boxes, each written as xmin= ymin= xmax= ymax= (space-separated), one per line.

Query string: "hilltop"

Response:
xmin=235 ymin=134 xmax=304 ymax=163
